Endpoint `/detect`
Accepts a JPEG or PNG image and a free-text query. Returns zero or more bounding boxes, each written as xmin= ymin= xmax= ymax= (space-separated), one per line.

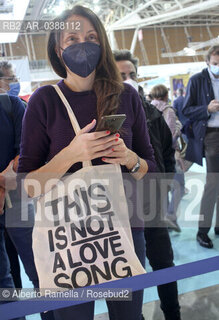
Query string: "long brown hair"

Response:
xmin=47 ymin=5 xmax=124 ymax=125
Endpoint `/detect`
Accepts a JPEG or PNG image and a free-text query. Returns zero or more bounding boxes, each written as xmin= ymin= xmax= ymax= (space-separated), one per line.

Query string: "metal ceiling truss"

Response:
xmin=21 ymin=0 xmax=219 ymax=60
xmin=24 ymin=0 xmax=219 ymax=29
xmin=161 ymin=35 xmax=219 ymax=58
xmin=108 ymin=0 xmax=219 ymax=30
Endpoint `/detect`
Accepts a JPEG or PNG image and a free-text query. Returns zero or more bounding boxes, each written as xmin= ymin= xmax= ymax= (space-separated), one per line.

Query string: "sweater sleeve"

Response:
xmin=131 ymin=93 xmax=157 ymax=172
xmin=18 ymin=90 xmax=50 ymax=173
xmin=162 ymin=107 xmax=177 ymax=138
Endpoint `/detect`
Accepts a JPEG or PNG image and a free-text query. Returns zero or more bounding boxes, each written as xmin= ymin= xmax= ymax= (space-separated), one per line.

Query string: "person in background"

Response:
xmin=0 ymin=164 xmax=17 ymax=285
xmin=0 ymin=61 xmax=27 ymax=107
xmin=0 ymin=164 xmax=26 ymax=320
xmin=173 ymin=88 xmax=188 ymax=129
xmin=182 ymin=45 xmax=219 ymax=249
xmin=0 ymin=61 xmax=53 ymax=320
xmin=150 ymin=84 xmax=184 ymax=232
xmin=113 ymin=49 xmax=181 ymax=320
xmin=151 ymin=85 xmax=181 ymax=145
xmin=0 ymin=61 xmax=20 ymax=96
xmin=145 ymin=93 xmax=153 ymax=103
xmin=0 ymin=76 xmax=25 ymax=319
xmin=0 ymin=61 xmax=24 ymax=290
xmin=173 ymin=88 xmax=190 ymax=193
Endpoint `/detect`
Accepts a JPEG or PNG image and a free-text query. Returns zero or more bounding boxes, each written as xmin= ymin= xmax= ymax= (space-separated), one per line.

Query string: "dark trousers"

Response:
xmin=0 ymin=223 xmax=26 ymax=320
xmin=199 ymin=131 xmax=219 ymax=234
xmin=0 ymin=223 xmax=14 ymax=289
xmin=167 ymin=171 xmax=185 ymax=220
xmin=143 ymin=174 xmax=181 ymax=320
xmin=0 ymin=210 xmax=39 ymax=288
xmin=144 ymin=227 xmax=181 ymax=320
xmin=5 ymin=229 xmax=22 ymax=289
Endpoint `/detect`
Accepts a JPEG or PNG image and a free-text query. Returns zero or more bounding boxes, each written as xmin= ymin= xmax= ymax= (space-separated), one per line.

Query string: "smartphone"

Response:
xmin=96 ymin=114 xmax=126 ymax=133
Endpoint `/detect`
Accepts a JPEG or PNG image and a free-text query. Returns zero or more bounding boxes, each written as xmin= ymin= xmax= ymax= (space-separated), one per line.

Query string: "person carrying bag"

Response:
xmin=32 ymin=84 xmax=146 ymax=290
xmin=18 ymin=5 xmax=156 ymax=320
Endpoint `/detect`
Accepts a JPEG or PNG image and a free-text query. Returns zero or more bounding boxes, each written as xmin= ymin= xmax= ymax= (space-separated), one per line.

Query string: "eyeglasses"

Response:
xmin=0 ymin=76 xmax=19 ymax=82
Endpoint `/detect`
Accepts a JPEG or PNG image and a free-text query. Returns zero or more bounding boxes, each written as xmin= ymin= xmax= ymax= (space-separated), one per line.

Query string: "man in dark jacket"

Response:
xmin=114 ymin=50 xmax=181 ymax=320
xmin=183 ymin=45 xmax=219 ymax=248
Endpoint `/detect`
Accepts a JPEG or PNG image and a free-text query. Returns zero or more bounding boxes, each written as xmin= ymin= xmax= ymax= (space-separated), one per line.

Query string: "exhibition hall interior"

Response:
xmin=0 ymin=0 xmax=219 ymax=319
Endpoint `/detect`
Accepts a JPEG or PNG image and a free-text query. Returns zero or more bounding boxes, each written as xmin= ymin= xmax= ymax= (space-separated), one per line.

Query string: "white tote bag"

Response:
xmin=32 ymin=85 xmax=146 ymax=290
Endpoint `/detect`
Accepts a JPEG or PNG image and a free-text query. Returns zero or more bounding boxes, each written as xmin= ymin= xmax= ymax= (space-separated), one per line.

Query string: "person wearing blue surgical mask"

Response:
xmin=183 ymin=45 xmax=219 ymax=249
xmin=8 ymin=81 xmax=21 ymax=96
xmin=208 ymin=55 xmax=219 ymax=77
xmin=0 ymin=60 xmax=38 ymax=320
xmin=0 ymin=60 xmax=36 ymax=295
xmin=0 ymin=62 xmax=20 ymax=96
xmin=209 ymin=64 xmax=219 ymax=76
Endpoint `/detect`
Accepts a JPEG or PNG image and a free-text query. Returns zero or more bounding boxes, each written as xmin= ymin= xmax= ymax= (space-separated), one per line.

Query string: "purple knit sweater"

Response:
xmin=18 ymin=80 xmax=156 ymax=174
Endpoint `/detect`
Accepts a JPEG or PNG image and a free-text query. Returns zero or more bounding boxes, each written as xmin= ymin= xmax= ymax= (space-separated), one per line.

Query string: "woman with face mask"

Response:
xmin=18 ymin=5 xmax=156 ymax=320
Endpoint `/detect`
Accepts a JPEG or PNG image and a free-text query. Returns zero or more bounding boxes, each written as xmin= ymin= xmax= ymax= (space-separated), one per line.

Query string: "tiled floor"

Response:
xmin=96 ymin=285 xmax=219 ymax=320
xmin=19 ymin=161 xmax=219 ymax=319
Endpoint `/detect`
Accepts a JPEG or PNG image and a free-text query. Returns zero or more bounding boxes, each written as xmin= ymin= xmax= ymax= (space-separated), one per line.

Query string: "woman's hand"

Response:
xmin=1 ymin=161 xmax=17 ymax=191
xmin=66 ymin=119 xmax=120 ymax=162
xmin=101 ymin=137 xmax=138 ymax=170
xmin=0 ymin=160 xmax=17 ymax=214
xmin=102 ymin=137 xmax=149 ymax=180
xmin=12 ymin=155 xmax=20 ymax=172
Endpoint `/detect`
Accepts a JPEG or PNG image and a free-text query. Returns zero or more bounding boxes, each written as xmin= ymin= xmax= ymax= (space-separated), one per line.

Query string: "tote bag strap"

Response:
xmin=53 ymin=84 xmax=92 ymax=168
